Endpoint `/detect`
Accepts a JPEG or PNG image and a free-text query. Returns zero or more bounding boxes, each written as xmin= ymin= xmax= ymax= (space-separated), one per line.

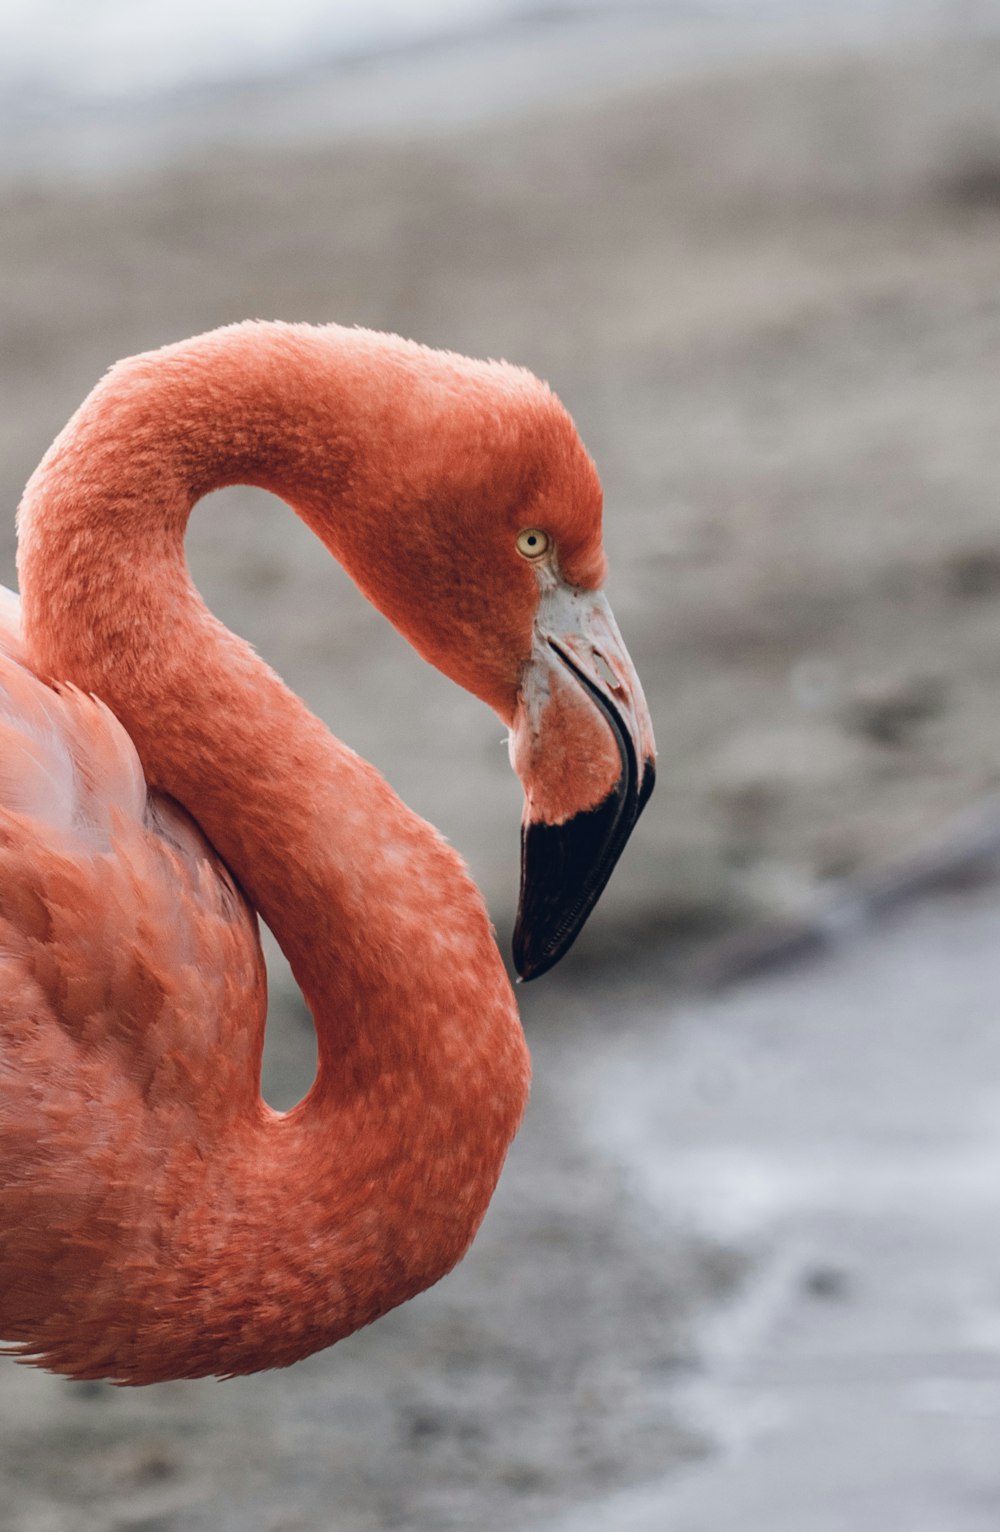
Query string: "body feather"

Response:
xmin=0 ymin=587 xmax=267 ymax=1373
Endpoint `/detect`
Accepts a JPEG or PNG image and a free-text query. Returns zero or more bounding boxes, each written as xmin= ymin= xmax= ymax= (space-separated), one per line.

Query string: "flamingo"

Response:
xmin=0 ymin=322 xmax=655 ymax=1384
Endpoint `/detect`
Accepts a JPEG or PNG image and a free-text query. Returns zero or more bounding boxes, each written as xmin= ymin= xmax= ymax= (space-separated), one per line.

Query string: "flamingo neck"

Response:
xmin=17 ymin=324 xmax=504 ymax=1040
xmin=17 ymin=321 xmax=529 ymax=1142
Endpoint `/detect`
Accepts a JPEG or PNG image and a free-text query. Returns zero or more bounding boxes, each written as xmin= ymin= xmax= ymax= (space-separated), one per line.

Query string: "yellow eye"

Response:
xmin=516 ymin=528 xmax=551 ymax=561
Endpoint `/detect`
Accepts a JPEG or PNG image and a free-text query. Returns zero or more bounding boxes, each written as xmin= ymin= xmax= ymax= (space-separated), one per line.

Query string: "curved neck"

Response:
xmin=17 ymin=324 xmax=522 ymax=1099
xmin=11 ymin=322 xmax=534 ymax=1379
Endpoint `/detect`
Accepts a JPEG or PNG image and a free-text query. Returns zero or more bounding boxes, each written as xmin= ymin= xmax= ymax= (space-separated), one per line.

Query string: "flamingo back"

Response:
xmin=0 ymin=588 xmax=270 ymax=1374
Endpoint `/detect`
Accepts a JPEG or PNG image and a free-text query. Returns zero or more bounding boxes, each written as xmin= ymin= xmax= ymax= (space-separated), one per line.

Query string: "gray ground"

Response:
xmin=3 ymin=21 xmax=1000 ymax=1532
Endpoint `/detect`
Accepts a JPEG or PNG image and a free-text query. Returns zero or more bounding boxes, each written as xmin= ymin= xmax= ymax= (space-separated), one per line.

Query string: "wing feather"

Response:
xmin=0 ymin=585 xmax=266 ymax=1090
xmin=0 ymin=587 xmax=272 ymax=1368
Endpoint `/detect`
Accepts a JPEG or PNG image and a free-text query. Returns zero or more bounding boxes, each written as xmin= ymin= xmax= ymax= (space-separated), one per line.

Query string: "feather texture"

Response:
xmin=0 ymin=587 xmax=268 ymax=1376
xmin=0 ymin=321 xmax=647 ymax=1381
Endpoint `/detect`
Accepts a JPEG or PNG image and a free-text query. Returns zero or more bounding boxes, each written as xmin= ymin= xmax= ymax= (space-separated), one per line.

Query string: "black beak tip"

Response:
xmin=511 ymin=926 xmax=559 ymax=983
xmin=638 ymin=756 xmax=656 ymax=814
xmin=512 ymin=754 xmax=655 ymax=981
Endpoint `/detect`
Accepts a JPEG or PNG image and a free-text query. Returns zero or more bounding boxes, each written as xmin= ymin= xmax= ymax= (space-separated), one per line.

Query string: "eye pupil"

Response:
xmin=517 ymin=527 xmax=551 ymax=560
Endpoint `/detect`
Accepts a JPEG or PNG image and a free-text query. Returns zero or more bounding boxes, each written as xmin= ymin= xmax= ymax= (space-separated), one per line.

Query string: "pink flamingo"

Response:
xmin=0 ymin=322 xmax=654 ymax=1384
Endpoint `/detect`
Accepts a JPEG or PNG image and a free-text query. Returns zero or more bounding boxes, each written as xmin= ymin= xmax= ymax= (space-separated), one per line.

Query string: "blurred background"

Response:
xmin=3 ymin=2 xmax=1000 ymax=1529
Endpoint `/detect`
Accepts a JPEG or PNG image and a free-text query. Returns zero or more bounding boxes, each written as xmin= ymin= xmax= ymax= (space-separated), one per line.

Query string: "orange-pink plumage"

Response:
xmin=0 ymin=322 xmax=654 ymax=1383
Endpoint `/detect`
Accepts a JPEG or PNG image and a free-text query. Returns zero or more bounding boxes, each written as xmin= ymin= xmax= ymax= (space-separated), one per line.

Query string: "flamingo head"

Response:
xmin=496 ymin=482 xmax=656 ymax=980
xmin=316 ymin=341 xmax=656 ymax=979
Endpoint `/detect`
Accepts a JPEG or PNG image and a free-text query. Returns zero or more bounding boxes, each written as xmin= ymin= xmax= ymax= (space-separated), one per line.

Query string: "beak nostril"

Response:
xmin=592 ymin=652 xmax=619 ymax=691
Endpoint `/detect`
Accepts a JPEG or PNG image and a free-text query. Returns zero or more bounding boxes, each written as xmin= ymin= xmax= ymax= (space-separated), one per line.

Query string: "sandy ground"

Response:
xmin=3 ymin=25 xmax=1000 ymax=1532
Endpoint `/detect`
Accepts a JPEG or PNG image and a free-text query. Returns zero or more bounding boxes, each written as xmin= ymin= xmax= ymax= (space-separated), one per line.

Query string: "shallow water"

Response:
xmin=529 ymin=877 xmax=1000 ymax=1530
xmin=1 ymin=0 xmax=954 ymax=185
xmin=1 ymin=0 xmax=928 ymax=104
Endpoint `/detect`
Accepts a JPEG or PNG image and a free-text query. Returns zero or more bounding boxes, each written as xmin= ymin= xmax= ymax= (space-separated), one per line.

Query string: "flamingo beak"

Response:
xmin=509 ymin=584 xmax=656 ymax=980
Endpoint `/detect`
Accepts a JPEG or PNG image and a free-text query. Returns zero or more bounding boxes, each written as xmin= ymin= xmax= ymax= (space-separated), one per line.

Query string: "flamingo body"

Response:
xmin=0 ymin=322 xmax=653 ymax=1383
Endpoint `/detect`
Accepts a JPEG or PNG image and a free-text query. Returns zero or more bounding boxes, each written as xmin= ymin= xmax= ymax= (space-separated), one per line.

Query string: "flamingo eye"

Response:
xmin=516 ymin=528 xmax=551 ymax=561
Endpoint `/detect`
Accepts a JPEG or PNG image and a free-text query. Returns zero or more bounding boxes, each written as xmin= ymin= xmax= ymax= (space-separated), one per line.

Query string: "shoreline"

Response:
xmin=3 ymin=6 xmax=962 ymax=190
